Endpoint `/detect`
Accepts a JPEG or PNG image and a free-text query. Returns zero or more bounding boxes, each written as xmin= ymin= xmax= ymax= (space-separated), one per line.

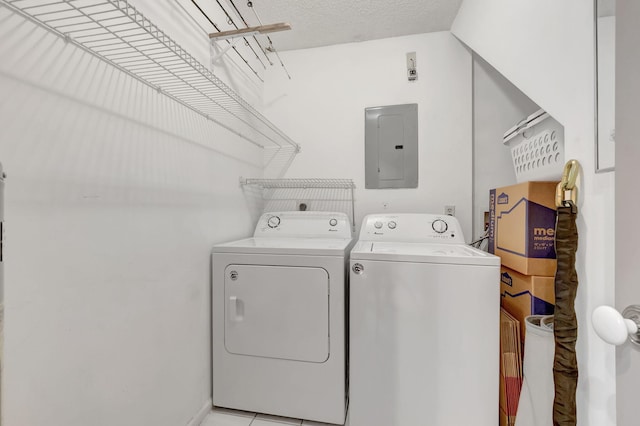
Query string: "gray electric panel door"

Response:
xmin=365 ymin=104 xmax=418 ymax=189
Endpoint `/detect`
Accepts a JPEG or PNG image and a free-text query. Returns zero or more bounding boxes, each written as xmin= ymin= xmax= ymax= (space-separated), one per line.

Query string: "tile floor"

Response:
xmin=199 ymin=407 xmax=347 ymax=426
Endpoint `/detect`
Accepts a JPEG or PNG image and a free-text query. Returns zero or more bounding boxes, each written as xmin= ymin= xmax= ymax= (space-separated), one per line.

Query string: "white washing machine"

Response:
xmin=211 ymin=211 xmax=353 ymax=425
xmin=349 ymin=214 xmax=500 ymax=426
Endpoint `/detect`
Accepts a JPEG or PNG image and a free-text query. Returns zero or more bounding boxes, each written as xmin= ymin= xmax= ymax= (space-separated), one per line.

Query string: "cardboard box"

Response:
xmin=489 ymin=181 xmax=558 ymax=276
xmin=500 ymin=266 xmax=555 ymax=340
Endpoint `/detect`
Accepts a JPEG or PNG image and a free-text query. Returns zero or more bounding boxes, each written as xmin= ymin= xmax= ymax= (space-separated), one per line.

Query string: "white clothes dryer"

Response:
xmin=212 ymin=211 xmax=353 ymax=425
xmin=349 ymin=214 xmax=500 ymax=426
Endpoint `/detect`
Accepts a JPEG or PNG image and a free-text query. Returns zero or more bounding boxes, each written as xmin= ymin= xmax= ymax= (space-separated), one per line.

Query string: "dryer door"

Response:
xmin=224 ymin=264 xmax=329 ymax=363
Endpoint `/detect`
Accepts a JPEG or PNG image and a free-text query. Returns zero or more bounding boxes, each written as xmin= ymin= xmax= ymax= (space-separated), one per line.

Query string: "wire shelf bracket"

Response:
xmin=1 ymin=0 xmax=300 ymax=152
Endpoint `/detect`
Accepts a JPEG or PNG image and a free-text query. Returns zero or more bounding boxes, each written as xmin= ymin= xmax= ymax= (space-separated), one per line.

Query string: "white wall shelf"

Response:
xmin=1 ymin=0 xmax=299 ymax=151
xmin=241 ymin=178 xmax=356 ymax=228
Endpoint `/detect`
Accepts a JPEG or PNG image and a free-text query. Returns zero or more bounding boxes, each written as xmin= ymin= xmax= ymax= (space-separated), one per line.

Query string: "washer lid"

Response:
xmin=213 ymin=237 xmax=353 ymax=256
xmin=350 ymin=241 xmax=500 ymax=266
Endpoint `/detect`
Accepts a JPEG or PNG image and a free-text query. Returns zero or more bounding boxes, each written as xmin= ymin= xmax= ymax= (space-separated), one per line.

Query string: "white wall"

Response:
xmin=597 ymin=16 xmax=616 ymax=170
xmin=453 ymin=1 xmax=616 ymax=425
xmin=472 ymin=55 xmax=539 ymax=240
xmin=263 ymin=32 xmax=474 ymax=240
xmin=615 ymin=2 xmax=640 ymax=424
xmin=0 ymin=1 xmax=269 ymax=425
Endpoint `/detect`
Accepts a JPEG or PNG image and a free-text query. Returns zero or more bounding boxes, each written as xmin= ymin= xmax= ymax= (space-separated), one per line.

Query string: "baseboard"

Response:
xmin=186 ymin=399 xmax=212 ymax=426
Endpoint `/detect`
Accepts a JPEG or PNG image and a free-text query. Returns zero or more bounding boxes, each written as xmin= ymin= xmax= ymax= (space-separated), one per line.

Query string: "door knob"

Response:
xmin=592 ymin=305 xmax=640 ymax=346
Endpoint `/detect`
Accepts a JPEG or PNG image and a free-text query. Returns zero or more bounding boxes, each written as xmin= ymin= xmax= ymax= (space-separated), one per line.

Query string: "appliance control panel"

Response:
xmin=359 ymin=213 xmax=465 ymax=243
xmin=254 ymin=211 xmax=352 ymax=239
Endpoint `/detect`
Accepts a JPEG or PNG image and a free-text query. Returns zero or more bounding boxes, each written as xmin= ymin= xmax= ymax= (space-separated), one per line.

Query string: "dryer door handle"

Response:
xmin=228 ymin=296 xmax=244 ymax=322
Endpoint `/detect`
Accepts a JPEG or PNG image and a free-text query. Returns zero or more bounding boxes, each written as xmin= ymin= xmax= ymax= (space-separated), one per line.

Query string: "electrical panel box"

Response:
xmin=364 ymin=103 xmax=418 ymax=189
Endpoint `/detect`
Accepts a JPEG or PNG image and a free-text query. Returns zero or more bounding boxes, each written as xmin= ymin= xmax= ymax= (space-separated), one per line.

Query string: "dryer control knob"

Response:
xmin=388 ymin=221 xmax=397 ymax=229
xmin=374 ymin=221 xmax=383 ymax=229
xmin=432 ymin=219 xmax=448 ymax=233
xmin=267 ymin=216 xmax=281 ymax=228
xmin=329 ymin=218 xmax=338 ymax=227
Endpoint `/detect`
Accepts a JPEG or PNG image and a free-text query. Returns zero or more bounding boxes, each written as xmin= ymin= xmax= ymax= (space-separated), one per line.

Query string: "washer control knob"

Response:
xmin=374 ymin=221 xmax=383 ymax=229
xmin=388 ymin=221 xmax=397 ymax=229
xmin=329 ymin=218 xmax=338 ymax=227
xmin=267 ymin=216 xmax=281 ymax=228
xmin=352 ymin=263 xmax=364 ymax=274
xmin=432 ymin=219 xmax=448 ymax=233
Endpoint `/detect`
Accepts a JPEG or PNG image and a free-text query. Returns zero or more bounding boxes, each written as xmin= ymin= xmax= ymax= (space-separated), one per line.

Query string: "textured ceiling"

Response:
xmin=229 ymin=0 xmax=464 ymax=51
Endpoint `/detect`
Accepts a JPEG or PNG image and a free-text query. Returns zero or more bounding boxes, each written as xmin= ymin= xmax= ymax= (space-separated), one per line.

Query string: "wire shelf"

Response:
xmin=2 ymin=0 xmax=300 ymax=151
xmin=240 ymin=178 xmax=356 ymax=189
xmin=241 ymin=178 xmax=356 ymax=229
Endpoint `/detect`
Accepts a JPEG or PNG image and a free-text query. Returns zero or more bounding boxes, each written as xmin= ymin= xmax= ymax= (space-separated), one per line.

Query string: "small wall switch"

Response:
xmin=444 ymin=205 xmax=455 ymax=216
xmin=406 ymin=52 xmax=417 ymax=81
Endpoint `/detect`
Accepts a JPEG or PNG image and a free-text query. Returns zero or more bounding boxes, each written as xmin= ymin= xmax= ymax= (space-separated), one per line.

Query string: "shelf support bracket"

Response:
xmin=211 ymin=36 xmax=244 ymax=63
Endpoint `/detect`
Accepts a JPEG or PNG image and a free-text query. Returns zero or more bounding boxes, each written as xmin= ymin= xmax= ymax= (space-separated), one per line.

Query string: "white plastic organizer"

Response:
xmin=504 ymin=109 xmax=564 ymax=182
